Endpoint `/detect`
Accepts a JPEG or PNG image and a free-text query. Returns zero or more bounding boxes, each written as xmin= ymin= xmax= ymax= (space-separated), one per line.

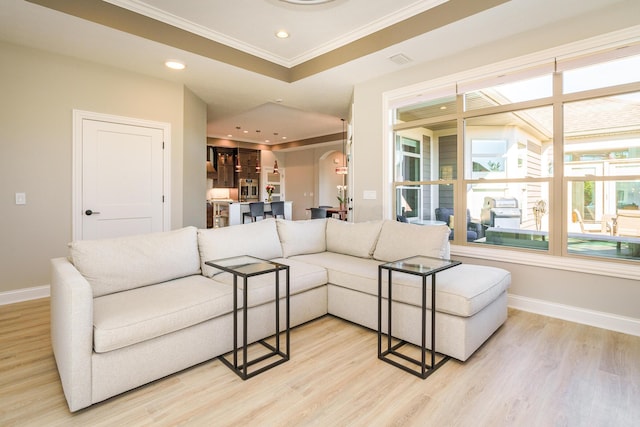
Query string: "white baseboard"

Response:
xmin=0 ymin=285 xmax=50 ymax=306
xmin=508 ymin=294 xmax=640 ymax=337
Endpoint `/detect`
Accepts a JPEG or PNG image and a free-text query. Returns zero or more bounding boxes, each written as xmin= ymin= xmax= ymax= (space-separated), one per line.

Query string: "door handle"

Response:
xmin=85 ymin=209 xmax=101 ymax=216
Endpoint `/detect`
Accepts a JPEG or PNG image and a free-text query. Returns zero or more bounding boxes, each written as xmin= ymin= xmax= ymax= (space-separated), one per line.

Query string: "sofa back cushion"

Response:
xmin=198 ymin=218 xmax=283 ymax=277
xmin=326 ymin=219 xmax=384 ymax=258
xmin=373 ymin=220 xmax=450 ymax=261
xmin=276 ymin=218 xmax=327 ymax=257
xmin=69 ymin=226 xmax=201 ymax=298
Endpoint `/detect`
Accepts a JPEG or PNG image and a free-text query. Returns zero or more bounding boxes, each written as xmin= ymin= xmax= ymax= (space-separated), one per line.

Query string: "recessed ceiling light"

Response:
xmin=165 ymin=60 xmax=186 ymax=70
xmin=275 ymin=30 xmax=289 ymax=39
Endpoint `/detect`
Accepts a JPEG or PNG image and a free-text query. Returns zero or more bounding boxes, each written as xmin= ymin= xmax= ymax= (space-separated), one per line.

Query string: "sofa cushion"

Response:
xmin=291 ymin=252 xmax=381 ymax=295
xmin=374 ymin=263 xmax=510 ymax=317
xmin=276 ymin=218 xmax=327 ymax=257
xmin=69 ymin=226 xmax=201 ymax=298
xmin=209 ymin=257 xmax=327 ymax=308
xmin=93 ymin=275 xmax=233 ymax=353
xmin=198 ymin=218 xmax=283 ymax=277
xmin=373 ymin=220 xmax=450 ymax=262
xmin=326 ymin=219 xmax=383 ymax=258
xmin=429 ymin=264 xmax=511 ymax=317
xmin=291 ymin=252 xmax=509 ymax=317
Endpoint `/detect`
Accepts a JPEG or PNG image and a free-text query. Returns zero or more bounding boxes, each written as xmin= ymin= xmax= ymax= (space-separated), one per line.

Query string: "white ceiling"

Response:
xmin=123 ymin=0 xmax=448 ymax=66
xmin=0 ymin=0 xmax=631 ymax=145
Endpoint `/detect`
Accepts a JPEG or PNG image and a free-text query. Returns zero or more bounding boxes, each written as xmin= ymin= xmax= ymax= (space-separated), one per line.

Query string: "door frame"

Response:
xmin=72 ymin=110 xmax=171 ymax=240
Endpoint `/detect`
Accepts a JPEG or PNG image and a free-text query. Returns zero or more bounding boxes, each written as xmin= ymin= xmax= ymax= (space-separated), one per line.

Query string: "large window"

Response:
xmin=394 ymin=96 xmax=457 ymax=226
xmin=390 ymin=47 xmax=640 ymax=263
xmin=395 ymin=135 xmax=422 ymax=220
xmin=564 ymin=92 xmax=640 ymax=260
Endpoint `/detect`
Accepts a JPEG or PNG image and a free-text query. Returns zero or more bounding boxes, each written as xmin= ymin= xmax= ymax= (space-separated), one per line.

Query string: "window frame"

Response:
xmin=387 ymin=40 xmax=640 ymax=267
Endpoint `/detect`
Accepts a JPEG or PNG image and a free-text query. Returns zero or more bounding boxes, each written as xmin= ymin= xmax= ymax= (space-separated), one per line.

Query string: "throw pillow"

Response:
xmin=70 ymin=226 xmax=201 ymax=297
xmin=373 ymin=220 xmax=450 ymax=262
xmin=198 ymin=218 xmax=283 ymax=277
xmin=276 ymin=218 xmax=327 ymax=257
xmin=326 ymin=219 xmax=384 ymax=258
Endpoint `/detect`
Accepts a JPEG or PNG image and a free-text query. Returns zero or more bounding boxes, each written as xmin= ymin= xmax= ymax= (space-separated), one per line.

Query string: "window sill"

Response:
xmin=450 ymin=244 xmax=640 ymax=281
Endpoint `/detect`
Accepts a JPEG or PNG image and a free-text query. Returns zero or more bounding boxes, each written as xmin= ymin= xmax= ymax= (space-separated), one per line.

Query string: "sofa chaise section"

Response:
xmin=281 ymin=219 xmax=510 ymax=361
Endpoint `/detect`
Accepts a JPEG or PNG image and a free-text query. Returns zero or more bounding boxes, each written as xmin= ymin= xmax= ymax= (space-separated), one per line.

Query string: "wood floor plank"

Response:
xmin=1 ymin=299 xmax=639 ymax=426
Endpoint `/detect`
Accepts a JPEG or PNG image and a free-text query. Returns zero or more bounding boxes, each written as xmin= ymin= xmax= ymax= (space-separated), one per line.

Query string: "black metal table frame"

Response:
xmin=377 ymin=256 xmax=461 ymax=379
xmin=205 ymin=256 xmax=290 ymax=380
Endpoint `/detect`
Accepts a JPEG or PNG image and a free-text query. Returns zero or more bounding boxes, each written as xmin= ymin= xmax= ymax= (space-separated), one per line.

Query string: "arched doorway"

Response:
xmin=318 ymin=149 xmax=345 ymax=207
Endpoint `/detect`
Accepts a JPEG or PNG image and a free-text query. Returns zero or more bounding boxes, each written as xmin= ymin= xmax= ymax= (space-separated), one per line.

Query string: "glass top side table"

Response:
xmin=378 ymin=255 xmax=461 ymax=379
xmin=205 ymin=255 xmax=290 ymax=380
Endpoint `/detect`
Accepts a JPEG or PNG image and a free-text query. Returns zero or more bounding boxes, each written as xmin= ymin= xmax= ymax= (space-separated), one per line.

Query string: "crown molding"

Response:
xmin=105 ymin=0 xmax=450 ymax=67
xmin=104 ymin=0 xmax=290 ymax=66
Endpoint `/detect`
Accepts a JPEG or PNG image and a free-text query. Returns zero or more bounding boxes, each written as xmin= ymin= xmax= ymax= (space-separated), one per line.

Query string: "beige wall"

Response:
xmin=182 ymin=87 xmax=207 ymax=228
xmin=350 ymin=4 xmax=640 ymax=319
xmin=283 ymin=142 xmax=342 ymax=220
xmin=283 ymin=150 xmax=315 ymax=220
xmin=0 ymin=41 xmax=205 ymax=293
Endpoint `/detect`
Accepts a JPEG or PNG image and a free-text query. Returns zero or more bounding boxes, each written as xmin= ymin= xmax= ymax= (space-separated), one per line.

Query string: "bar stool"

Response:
xmin=266 ymin=201 xmax=285 ymax=219
xmin=243 ymin=202 xmax=265 ymax=223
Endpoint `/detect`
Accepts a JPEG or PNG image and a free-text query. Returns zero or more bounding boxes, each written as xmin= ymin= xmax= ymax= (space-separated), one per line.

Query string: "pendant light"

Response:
xmin=336 ymin=118 xmax=347 ymax=174
xmin=235 ymin=143 xmax=242 ymax=173
xmin=233 ymin=126 xmax=242 ymax=173
xmin=269 ymin=130 xmax=279 ymax=174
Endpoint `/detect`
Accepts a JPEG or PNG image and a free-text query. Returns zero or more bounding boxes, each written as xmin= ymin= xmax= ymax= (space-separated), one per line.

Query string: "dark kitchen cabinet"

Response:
xmin=208 ymin=146 xmax=236 ymax=188
xmin=236 ymin=148 xmax=261 ymax=180
xmin=207 ymin=146 xmax=262 ymax=188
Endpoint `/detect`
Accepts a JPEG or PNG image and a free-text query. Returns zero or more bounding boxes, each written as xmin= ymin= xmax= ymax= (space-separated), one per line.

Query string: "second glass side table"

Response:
xmin=378 ymin=255 xmax=461 ymax=379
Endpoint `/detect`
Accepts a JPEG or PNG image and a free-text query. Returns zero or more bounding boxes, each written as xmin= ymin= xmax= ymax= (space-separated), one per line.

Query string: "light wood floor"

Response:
xmin=1 ymin=298 xmax=639 ymax=427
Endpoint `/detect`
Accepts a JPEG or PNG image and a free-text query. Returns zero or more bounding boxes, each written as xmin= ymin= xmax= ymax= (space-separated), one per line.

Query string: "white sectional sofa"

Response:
xmin=50 ymin=218 xmax=510 ymax=412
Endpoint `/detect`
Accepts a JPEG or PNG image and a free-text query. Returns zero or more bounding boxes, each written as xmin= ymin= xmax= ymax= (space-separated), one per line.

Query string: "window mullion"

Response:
xmin=455 ymin=94 xmax=465 ymax=245
xmin=553 ymin=71 xmax=565 ymax=256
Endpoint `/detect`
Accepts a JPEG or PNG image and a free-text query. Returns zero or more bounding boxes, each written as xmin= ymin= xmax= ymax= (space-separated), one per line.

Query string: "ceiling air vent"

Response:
xmin=389 ymin=54 xmax=412 ymax=66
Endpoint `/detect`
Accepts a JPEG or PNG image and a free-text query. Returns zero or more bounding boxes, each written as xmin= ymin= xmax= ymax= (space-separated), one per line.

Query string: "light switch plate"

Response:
xmin=363 ymin=190 xmax=377 ymax=200
xmin=15 ymin=192 xmax=26 ymax=205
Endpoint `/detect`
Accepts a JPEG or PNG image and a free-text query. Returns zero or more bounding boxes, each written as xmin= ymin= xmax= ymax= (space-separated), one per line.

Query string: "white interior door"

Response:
xmin=78 ymin=116 xmax=166 ymax=240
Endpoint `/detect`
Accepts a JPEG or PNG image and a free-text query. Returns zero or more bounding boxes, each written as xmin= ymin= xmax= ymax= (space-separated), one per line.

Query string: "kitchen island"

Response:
xmin=228 ymin=201 xmax=293 ymax=225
